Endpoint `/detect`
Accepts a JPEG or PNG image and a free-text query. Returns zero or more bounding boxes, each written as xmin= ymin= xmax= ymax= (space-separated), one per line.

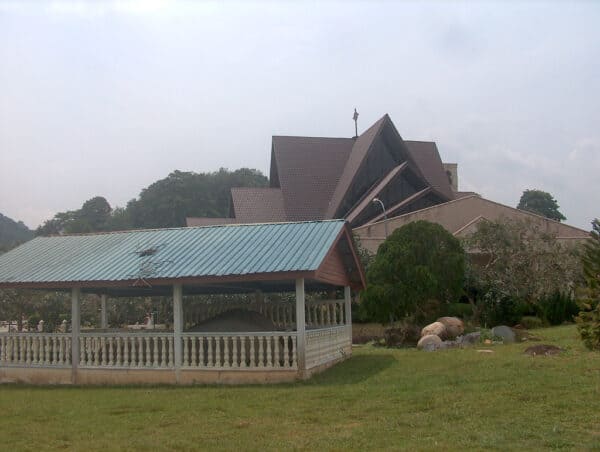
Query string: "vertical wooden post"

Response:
xmin=100 ymin=294 xmax=108 ymax=329
xmin=173 ymin=283 xmax=183 ymax=381
xmin=71 ymin=287 xmax=81 ymax=383
xmin=295 ymin=278 xmax=306 ymax=371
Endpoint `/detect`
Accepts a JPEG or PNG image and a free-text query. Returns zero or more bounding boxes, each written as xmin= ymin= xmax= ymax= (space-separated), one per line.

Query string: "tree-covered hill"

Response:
xmin=36 ymin=167 xmax=269 ymax=235
xmin=0 ymin=213 xmax=33 ymax=251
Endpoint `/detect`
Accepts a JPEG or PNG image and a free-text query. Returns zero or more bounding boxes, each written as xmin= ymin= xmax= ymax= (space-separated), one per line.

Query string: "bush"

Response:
xmin=576 ymin=303 xmax=600 ymax=350
xmin=362 ymin=220 xmax=465 ymax=323
xmin=477 ymin=289 xmax=525 ymax=327
xmin=536 ymin=291 xmax=579 ymax=325
xmin=519 ymin=316 xmax=544 ymax=329
xmin=576 ymin=218 xmax=600 ymax=350
xmin=444 ymin=302 xmax=473 ymax=320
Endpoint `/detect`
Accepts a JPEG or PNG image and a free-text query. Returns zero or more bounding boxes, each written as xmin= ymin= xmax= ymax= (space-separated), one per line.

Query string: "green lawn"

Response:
xmin=1 ymin=325 xmax=599 ymax=451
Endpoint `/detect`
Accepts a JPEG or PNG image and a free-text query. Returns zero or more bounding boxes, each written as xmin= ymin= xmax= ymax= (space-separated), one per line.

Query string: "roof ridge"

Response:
xmin=41 ymin=219 xmax=347 ymax=237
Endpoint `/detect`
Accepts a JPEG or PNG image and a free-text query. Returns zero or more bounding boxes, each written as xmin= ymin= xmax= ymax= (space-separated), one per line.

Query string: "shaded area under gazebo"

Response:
xmin=0 ymin=220 xmax=364 ymax=384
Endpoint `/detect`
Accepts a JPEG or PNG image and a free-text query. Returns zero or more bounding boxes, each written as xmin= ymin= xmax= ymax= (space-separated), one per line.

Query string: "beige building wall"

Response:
xmin=354 ymin=195 xmax=590 ymax=254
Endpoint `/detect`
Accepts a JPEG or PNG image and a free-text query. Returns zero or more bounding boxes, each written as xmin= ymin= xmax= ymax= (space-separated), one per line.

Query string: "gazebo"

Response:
xmin=0 ymin=220 xmax=364 ymax=385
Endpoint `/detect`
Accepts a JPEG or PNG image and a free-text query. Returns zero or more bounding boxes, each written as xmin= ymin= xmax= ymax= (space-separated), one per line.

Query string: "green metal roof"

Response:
xmin=0 ymin=220 xmax=347 ymax=286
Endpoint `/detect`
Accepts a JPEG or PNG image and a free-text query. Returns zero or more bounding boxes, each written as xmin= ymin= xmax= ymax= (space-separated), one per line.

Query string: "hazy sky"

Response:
xmin=1 ymin=0 xmax=599 ymax=230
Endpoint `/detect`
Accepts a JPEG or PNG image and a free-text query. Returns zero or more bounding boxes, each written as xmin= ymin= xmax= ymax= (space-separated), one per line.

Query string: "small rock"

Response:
xmin=417 ymin=334 xmax=443 ymax=351
xmin=524 ymin=344 xmax=563 ymax=356
xmin=491 ymin=325 xmax=516 ymax=343
xmin=421 ymin=321 xmax=447 ymax=339
xmin=436 ymin=317 xmax=465 ymax=338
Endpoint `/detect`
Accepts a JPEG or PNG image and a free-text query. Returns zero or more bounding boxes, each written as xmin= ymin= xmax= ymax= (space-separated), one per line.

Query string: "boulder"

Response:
xmin=421 ymin=321 xmax=447 ymax=339
xmin=491 ymin=325 xmax=516 ymax=343
xmin=460 ymin=331 xmax=481 ymax=346
xmin=436 ymin=317 xmax=465 ymax=338
xmin=417 ymin=334 xmax=443 ymax=351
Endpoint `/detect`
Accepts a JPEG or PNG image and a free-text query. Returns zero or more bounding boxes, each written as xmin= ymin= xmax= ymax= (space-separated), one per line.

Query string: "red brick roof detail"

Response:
xmin=271 ymin=136 xmax=354 ymax=221
xmin=404 ymin=141 xmax=454 ymax=201
xmin=230 ymin=187 xmax=287 ymax=223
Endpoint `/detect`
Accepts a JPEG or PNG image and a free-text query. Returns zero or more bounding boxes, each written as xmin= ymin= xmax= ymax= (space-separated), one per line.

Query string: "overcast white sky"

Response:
xmin=1 ymin=0 xmax=599 ymax=230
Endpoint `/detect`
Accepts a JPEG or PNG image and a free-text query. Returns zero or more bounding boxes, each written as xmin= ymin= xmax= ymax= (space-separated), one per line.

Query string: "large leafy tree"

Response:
xmin=576 ymin=219 xmax=600 ymax=350
xmin=126 ymin=168 xmax=268 ymax=229
xmin=37 ymin=196 xmax=113 ymax=235
xmin=35 ymin=167 xmax=269 ymax=234
xmin=517 ymin=189 xmax=566 ymax=221
xmin=465 ymin=218 xmax=582 ymax=311
xmin=361 ymin=220 xmax=466 ymax=323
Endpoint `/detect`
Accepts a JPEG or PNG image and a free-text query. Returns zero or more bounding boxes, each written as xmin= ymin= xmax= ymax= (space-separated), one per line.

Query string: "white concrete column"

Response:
xmin=71 ymin=287 xmax=81 ymax=382
xmin=100 ymin=294 xmax=108 ymax=329
xmin=295 ymin=278 xmax=306 ymax=371
xmin=173 ymin=283 xmax=183 ymax=375
xmin=344 ymin=286 xmax=352 ymax=326
xmin=344 ymin=286 xmax=353 ymax=348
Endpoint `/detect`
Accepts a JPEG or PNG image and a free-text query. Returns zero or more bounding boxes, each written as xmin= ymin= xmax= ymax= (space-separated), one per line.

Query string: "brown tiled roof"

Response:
xmin=271 ymin=136 xmax=354 ymax=221
xmin=230 ymin=187 xmax=287 ymax=223
xmin=326 ymin=115 xmax=389 ymax=218
xmin=404 ymin=141 xmax=454 ymax=201
xmin=186 ymin=217 xmax=237 ymax=227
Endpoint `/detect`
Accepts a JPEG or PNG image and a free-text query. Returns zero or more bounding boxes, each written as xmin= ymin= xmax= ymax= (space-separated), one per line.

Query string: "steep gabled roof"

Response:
xmin=325 ymin=115 xmax=388 ymax=218
xmin=271 ymin=136 xmax=354 ymax=221
xmin=404 ymin=141 xmax=454 ymax=201
xmin=230 ymin=187 xmax=287 ymax=223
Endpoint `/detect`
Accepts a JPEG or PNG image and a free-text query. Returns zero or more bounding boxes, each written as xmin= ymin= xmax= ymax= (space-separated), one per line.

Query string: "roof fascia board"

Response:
xmin=315 ymin=223 xmax=366 ymax=290
xmin=0 ymin=270 xmax=318 ymax=291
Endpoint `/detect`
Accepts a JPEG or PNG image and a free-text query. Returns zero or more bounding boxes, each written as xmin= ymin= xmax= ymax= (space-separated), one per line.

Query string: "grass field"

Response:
xmin=1 ymin=325 xmax=599 ymax=451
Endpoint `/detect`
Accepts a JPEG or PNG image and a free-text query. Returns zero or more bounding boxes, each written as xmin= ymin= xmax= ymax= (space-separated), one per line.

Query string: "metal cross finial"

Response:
xmin=353 ymin=108 xmax=359 ymax=137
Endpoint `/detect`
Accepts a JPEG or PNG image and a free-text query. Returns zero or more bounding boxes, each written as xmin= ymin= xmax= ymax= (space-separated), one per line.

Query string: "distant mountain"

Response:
xmin=0 ymin=213 xmax=33 ymax=251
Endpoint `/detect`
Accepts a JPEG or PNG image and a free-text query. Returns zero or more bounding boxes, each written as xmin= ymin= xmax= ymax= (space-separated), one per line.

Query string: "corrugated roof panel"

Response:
xmin=0 ymin=220 xmax=346 ymax=285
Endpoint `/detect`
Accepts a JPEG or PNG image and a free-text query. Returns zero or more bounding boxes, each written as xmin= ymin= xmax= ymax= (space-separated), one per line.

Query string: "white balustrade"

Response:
xmin=181 ymin=333 xmax=297 ymax=369
xmin=0 ymin=333 xmax=71 ymax=367
xmin=305 ymin=300 xmax=346 ymax=329
xmin=79 ymin=333 xmax=173 ymax=368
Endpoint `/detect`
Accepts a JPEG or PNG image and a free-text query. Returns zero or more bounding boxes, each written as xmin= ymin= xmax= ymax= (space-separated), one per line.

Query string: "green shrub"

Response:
xmin=576 ymin=301 xmax=600 ymax=351
xmin=477 ymin=289 xmax=525 ymax=327
xmin=444 ymin=302 xmax=473 ymax=320
xmin=536 ymin=291 xmax=579 ymax=325
xmin=520 ymin=316 xmax=544 ymax=329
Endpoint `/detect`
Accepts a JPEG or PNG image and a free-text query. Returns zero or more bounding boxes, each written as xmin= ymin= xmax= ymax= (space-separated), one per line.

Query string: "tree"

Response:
xmin=126 ymin=168 xmax=269 ymax=229
xmin=517 ymin=189 xmax=566 ymax=221
xmin=576 ymin=219 xmax=600 ymax=350
xmin=465 ymin=218 xmax=582 ymax=324
xmin=361 ymin=220 xmax=466 ymax=324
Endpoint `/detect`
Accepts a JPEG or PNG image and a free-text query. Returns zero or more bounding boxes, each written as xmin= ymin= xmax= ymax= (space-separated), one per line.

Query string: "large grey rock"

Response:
xmin=417 ymin=334 xmax=443 ymax=351
xmin=460 ymin=332 xmax=481 ymax=346
xmin=436 ymin=317 xmax=465 ymax=338
xmin=421 ymin=321 xmax=447 ymax=339
xmin=491 ymin=325 xmax=516 ymax=343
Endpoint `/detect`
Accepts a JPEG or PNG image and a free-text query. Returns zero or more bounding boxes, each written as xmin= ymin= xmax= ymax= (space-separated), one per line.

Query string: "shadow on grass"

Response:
xmin=306 ymin=353 xmax=395 ymax=386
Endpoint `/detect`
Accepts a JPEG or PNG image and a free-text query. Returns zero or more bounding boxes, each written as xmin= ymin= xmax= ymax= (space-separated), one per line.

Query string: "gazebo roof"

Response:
xmin=0 ymin=220 xmax=365 ymax=295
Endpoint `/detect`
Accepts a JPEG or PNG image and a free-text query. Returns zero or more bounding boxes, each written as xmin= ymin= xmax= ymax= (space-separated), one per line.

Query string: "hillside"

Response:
xmin=0 ymin=213 xmax=33 ymax=251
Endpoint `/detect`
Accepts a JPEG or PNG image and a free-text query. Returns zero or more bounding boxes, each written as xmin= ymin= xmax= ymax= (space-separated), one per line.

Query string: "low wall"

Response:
xmin=0 ymin=326 xmax=351 ymax=385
